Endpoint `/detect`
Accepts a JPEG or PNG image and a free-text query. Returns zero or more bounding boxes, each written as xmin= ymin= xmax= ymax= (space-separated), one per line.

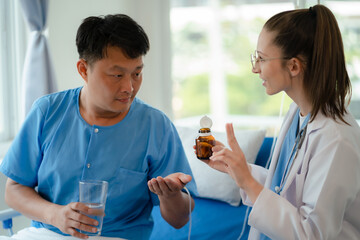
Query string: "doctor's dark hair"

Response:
xmin=76 ymin=14 xmax=150 ymax=65
xmin=264 ymin=4 xmax=351 ymax=123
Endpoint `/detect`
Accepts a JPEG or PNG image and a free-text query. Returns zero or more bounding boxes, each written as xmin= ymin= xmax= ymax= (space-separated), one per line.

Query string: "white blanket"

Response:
xmin=0 ymin=227 xmax=127 ymax=240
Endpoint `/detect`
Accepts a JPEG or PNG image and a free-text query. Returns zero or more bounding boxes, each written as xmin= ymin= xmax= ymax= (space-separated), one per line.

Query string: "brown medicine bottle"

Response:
xmin=196 ymin=128 xmax=216 ymax=160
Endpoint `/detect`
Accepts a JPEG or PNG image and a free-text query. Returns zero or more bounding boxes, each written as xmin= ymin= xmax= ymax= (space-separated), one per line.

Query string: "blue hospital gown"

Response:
xmin=0 ymin=87 xmax=196 ymax=239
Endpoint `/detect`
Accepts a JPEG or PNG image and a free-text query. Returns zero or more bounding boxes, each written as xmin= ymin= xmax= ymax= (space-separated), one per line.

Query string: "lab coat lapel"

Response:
xmin=280 ymin=112 xmax=327 ymax=194
xmin=280 ymin=143 xmax=305 ymax=194
xmin=264 ymin=103 xmax=298 ymax=189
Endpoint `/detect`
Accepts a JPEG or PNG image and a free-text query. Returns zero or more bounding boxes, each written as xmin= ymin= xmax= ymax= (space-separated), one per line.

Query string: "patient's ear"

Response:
xmin=77 ymin=59 xmax=88 ymax=82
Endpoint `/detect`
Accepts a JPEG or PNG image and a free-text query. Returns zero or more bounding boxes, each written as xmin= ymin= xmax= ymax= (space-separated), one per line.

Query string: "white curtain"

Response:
xmin=20 ymin=0 xmax=57 ymax=115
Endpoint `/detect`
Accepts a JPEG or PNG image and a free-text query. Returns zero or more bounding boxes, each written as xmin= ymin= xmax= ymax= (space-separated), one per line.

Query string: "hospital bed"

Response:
xmin=150 ymin=136 xmax=272 ymax=240
xmin=0 ymin=135 xmax=272 ymax=239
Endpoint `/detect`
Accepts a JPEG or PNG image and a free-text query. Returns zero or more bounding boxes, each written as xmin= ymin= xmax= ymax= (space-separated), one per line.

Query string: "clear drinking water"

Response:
xmin=80 ymin=203 xmax=105 ymax=236
xmin=79 ymin=180 xmax=108 ymax=236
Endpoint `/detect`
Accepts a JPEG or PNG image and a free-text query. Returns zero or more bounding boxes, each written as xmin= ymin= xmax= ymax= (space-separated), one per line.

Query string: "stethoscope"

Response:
xmin=274 ymin=123 xmax=308 ymax=194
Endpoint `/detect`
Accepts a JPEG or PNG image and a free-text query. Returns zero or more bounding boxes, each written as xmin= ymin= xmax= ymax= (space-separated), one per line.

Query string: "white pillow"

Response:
xmin=176 ymin=126 xmax=266 ymax=206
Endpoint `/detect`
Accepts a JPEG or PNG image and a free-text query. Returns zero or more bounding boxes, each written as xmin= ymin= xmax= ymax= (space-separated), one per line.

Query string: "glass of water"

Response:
xmin=79 ymin=180 xmax=108 ymax=236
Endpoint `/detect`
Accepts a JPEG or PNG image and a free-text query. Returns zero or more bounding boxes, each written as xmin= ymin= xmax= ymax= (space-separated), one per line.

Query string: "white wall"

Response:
xmin=47 ymin=0 xmax=173 ymax=118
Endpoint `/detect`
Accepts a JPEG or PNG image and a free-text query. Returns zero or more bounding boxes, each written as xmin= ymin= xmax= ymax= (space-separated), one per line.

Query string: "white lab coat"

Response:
xmin=240 ymin=102 xmax=360 ymax=240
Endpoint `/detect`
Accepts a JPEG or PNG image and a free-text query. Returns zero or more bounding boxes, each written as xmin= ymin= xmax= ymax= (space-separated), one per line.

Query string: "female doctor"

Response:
xmin=206 ymin=4 xmax=360 ymax=240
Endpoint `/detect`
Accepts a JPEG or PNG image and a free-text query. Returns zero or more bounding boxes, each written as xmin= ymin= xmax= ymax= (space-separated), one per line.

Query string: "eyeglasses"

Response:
xmin=250 ymin=51 xmax=290 ymax=70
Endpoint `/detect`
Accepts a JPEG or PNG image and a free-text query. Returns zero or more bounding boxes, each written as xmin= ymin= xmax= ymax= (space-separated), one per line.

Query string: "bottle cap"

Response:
xmin=200 ymin=115 xmax=212 ymax=129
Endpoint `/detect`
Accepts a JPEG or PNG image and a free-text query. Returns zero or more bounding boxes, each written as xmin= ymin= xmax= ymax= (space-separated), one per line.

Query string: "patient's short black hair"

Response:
xmin=76 ymin=14 xmax=150 ymax=65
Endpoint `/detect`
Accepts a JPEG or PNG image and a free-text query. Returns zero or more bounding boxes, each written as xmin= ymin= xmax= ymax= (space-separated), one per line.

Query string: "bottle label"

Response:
xmin=198 ymin=132 xmax=211 ymax=137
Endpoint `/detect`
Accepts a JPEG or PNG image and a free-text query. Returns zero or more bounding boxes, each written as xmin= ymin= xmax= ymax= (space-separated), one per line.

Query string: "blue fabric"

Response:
xmin=260 ymin=109 xmax=310 ymax=240
xmin=269 ymin=109 xmax=300 ymax=193
xmin=254 ymin=137 xmax=275 ymax=169
xmin=0 ymin=87 xmax=196 ymax=239
xmin=150 ymin=197 xmax=251 ymax=240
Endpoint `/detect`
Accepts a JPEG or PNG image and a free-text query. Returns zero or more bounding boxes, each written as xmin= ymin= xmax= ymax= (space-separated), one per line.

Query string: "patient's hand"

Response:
xmin=4 ymin=179 xmax=100 ymax=239
xmin=51 ymin=202 xmax=100 ymax=239
xmin=147 ymin=173 xmax=192 ymax=198
xmin=148 ymin=173 xmax=194 ymax=229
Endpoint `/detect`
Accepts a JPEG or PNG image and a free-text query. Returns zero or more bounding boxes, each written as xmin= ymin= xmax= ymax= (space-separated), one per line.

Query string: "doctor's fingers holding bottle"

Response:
xmin=210 ymin=123 xmax=253 ymax=189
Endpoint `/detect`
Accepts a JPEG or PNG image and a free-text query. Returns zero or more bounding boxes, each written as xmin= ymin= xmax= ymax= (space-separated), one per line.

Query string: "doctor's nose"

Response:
xmin=252 ymin=65 xmax=260 ymax=74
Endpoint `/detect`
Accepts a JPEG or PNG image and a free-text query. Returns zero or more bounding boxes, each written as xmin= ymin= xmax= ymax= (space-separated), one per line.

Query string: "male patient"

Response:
xmin=0 ymin=14 xmax=195 ymax=239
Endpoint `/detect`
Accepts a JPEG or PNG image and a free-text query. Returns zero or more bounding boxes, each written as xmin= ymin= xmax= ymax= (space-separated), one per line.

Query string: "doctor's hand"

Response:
xmin=209 ymin=123 xmax=263 ymax=203
xmin=209 ymin=123 xmax=252 ymax=189
xmin=198 ymin=140 xmax=230 ymax=173
xmin=50 ymin=202 xmax=100 ymax=239
xmin=147 ymin=173 xmax=192 ymax=198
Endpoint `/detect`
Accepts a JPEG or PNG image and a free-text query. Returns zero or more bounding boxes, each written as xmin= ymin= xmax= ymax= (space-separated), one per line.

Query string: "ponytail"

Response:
xmin=264 ymin=4 xmax=351 ymax=123
xmin=309 ymin=4 xmax=351 ymax=123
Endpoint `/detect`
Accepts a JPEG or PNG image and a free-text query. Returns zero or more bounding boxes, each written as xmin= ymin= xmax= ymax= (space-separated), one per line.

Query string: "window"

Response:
xmin=329 ymin=1 xmax=360 ymax=119
xmin=170 ymin=0 xmax=360 ymax=132
xmin=0 ymin=0 xmax=26 ymax=143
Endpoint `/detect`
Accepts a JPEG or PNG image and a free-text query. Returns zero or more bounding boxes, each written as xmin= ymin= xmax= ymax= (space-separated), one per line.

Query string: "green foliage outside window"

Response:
xmin=172 ymin=4 xmax=360 ymax=121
